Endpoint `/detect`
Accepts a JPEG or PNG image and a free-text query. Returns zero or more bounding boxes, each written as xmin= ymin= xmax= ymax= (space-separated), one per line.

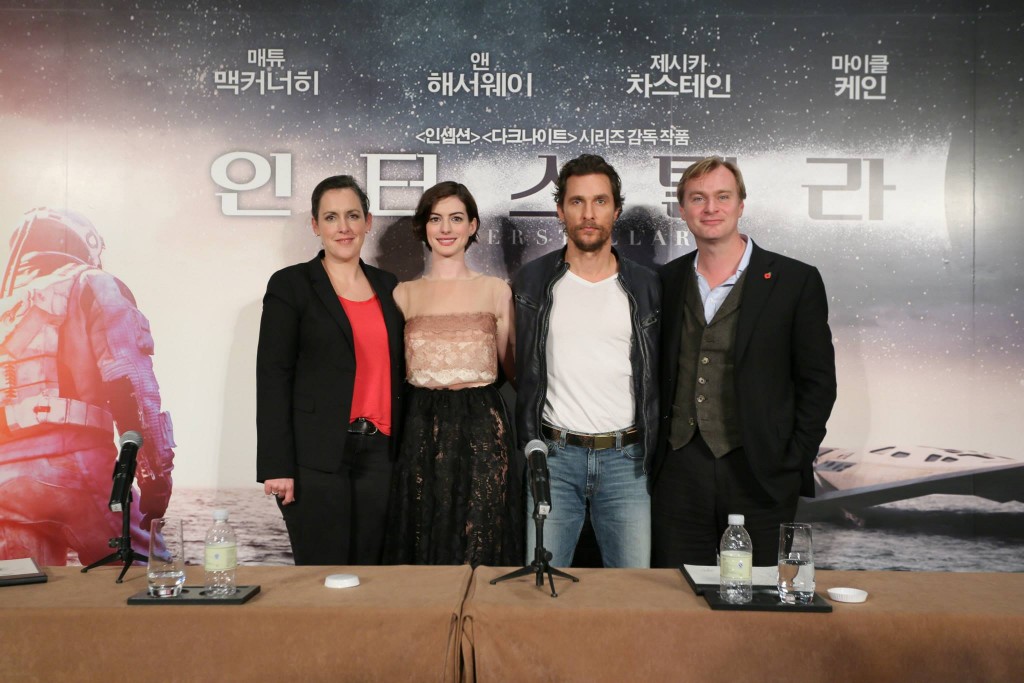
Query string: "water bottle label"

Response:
xmin=204 ymin=543 xmax=237 ymax=571
xmin=720 ymin=551 xmax=752 ymax=581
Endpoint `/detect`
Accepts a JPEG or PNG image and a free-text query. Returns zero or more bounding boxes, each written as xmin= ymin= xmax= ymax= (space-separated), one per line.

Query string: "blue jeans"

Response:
xmin=525 ymin=439 xmax=650 ymax=568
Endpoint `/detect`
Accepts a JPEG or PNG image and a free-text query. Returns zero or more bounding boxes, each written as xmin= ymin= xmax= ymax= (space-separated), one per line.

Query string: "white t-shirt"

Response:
xmin=542 ymin=270 xmax=635 ymax=433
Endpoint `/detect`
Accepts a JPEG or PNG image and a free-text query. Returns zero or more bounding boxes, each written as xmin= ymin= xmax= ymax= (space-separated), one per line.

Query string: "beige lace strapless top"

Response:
xmin=405 ymin=312 xmax=498 ymax=389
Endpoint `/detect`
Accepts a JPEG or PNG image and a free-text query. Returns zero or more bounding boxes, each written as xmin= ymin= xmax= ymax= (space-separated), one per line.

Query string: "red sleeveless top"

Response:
xmin=338 ymin=295 xmax=391 ymax=435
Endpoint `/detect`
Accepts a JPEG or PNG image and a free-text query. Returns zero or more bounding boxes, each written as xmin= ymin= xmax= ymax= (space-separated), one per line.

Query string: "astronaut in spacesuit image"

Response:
xmin=0 ymin=208 xmax=175 ymax=565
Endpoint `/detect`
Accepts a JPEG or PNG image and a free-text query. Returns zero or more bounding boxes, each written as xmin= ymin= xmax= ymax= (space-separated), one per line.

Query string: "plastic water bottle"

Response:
xmin=204 ymin=508 xmax=238 ymax=596
xmin=719 ymin=514 xmax=753 ymax=604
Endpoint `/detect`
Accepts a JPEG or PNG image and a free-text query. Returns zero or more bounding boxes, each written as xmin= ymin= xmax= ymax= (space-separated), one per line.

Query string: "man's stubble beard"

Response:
xmin=567 ymin=225 xmax=611 ymax=254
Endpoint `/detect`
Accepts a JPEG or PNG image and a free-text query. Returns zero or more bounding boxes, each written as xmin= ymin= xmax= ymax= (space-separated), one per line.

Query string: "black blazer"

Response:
xmin=654 ymin=241 xmax=837 ymax=501
xmin=256 ymin=252 xmax=405 ymax=481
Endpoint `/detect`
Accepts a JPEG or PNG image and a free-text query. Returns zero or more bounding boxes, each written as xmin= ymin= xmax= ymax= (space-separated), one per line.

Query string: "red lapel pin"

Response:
xmin=764 ymin=272 xmax=772 ymax=279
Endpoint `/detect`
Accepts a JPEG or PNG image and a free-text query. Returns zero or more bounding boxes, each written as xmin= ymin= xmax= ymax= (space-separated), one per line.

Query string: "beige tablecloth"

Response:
xmin=462 ymin=567 xmax=1024 ymax=683
xmin=1 ymin=564 xmax=471 ymax=682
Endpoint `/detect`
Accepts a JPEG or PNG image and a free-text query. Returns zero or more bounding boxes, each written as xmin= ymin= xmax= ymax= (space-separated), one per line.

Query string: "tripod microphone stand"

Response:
xmin=81 ymin=431 xmax=148 ymax=583
xmin=490 ymin=500 xmax=579 ymax=597
xmin=81 ymin=495 xmax=146 ymax=582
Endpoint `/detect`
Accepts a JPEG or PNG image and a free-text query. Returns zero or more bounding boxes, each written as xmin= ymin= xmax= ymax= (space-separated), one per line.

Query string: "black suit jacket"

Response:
xmin=654 ymin=241 xmax=837 ymax=501
xmin=256 ymin=252 xmax=405 ymax=481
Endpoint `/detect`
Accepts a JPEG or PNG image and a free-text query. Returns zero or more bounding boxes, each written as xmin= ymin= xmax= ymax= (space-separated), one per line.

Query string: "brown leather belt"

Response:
xmin=348 ymin=418 xmax=379 ymax=435
xmin=541 ymin=424 xmax=640 ymax=450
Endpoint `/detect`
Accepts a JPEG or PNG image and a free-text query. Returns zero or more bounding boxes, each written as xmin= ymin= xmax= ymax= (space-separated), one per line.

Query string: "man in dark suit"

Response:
xmin=256 ymin=176 xmax=405 ymax=565
xmin=651 ymin=157 xmax=836 ymax=567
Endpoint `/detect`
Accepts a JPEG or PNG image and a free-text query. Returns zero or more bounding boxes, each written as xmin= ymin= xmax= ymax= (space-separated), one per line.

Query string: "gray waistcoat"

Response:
xmin=668 ymin=268 xmax=747 ymax=457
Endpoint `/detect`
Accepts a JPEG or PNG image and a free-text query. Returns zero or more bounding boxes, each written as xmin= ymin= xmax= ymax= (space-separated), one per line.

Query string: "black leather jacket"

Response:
xmin=512 ymin=247 xmax=661 ymax=473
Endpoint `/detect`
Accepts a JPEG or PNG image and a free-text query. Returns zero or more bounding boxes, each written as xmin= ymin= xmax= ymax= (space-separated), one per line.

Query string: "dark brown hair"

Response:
xmin=412 ymin=181 xmax=480 ymax=250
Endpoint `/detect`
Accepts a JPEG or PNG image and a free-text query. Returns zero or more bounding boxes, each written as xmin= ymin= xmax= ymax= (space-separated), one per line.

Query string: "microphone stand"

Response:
xmin=490 ymin=501 xmax=579 ymax=598
xmin=81 ymin=442 xmax=147 ymax=583
xmin=81 ymin=498 xmax=146 ymax=583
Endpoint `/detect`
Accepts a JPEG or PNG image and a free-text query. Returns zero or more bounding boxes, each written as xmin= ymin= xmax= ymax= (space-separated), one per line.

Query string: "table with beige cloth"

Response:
xmin=462 ymin=567 xmax=1024 ymax=683
xmin=0 ymin=564 xmax=470 ymax=683
xmin=4 ymin=564 xmax=1023 ymax=682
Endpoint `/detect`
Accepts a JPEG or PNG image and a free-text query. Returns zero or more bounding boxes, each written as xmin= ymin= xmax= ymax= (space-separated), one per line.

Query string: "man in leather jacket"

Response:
xmin=513 ymin=154 xmax=660 ymax=568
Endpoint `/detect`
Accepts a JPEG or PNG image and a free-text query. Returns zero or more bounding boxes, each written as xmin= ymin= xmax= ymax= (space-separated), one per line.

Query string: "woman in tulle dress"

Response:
xmin=383 ymin=181 xmax=522 ymax=566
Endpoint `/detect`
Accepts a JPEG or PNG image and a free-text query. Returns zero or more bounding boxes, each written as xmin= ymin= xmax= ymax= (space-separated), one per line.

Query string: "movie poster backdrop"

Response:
xmin=1 ymin=1 xmax=1021 ymax=569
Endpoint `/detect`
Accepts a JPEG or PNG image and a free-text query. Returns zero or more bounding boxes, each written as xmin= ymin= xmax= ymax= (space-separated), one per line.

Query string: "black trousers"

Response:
xmin=651 ymin=432 xmax=798 ymax=568
xmin=279 ymin=432 xmax=392 ymax=566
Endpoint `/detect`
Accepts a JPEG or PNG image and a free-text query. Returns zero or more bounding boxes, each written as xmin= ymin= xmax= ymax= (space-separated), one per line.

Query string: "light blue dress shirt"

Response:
xmin=693 ymin=235 xmax=753 ymax=323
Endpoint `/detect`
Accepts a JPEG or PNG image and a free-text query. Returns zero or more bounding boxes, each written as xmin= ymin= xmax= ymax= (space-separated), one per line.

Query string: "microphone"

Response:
xmin=108 ymin=431 xmax=144 ymax=512
xmin=525 ymin=439 xmax=551 ymax=516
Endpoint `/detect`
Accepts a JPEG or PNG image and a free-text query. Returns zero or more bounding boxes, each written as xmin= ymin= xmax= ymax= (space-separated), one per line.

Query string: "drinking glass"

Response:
xmin=147 ymin=517 xmax=186 ymax=597
xmin=777 ymin=522 xmax=815 ymax=604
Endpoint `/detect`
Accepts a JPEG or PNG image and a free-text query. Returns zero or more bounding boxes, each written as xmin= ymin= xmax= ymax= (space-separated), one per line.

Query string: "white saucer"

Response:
xmin=827 ymin=587 xmax=868 ymax=603
xmin=325 ymin=573 xmax=360 ymax=589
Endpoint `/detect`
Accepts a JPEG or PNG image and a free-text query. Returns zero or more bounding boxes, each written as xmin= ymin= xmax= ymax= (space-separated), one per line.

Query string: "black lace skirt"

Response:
xmin=384 ymin=384 xmax=523 ymax=567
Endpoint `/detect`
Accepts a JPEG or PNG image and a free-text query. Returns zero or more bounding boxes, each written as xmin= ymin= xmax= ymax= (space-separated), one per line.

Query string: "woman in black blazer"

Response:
xmin=256 ymin=175 xmax=405 ymax=565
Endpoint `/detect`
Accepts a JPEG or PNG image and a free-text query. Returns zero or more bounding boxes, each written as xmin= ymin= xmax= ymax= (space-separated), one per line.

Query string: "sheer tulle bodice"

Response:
xmin=405 ymin=312 xmax=497 ymax=389
xmin=395 ymin=274 xmax=511 ymax=390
